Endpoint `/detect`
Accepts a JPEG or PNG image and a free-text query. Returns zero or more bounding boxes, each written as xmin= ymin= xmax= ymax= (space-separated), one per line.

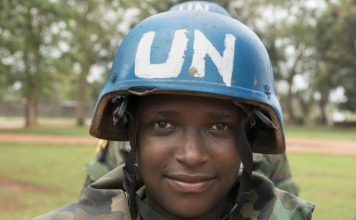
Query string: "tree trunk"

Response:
xmin=298 ymin=94 xmax=311 ymax=125
xmin=23 ymin=9 xmax=39 ymax=128
xmin=75 ymin=67 xmax=89 ymax=127
xmin=286 ymin=79 xmax=297 ymax=124
xmin=318 ymin=94 xmax=328 ymax=125
xmin=25 ymin=95 xmax=38 ymax=128
xmin=285 ymin=48 xmax=304 ymax=124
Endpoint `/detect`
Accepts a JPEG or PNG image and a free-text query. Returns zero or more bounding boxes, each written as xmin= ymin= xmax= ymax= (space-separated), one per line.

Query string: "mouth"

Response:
xmin=165 ymin=174 xmax=215 ymax=193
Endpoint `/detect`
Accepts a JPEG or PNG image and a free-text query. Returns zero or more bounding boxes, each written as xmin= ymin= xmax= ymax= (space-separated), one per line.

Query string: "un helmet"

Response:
xmin=89 ymin=5 xmax=285 ymax=155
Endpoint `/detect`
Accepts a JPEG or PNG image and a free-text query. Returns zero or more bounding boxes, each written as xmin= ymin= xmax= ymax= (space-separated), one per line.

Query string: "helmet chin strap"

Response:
xmin=223 ymin=105 xmax=277 ymax=220
xmin=112 ymin=96 xmax=139 ymax=218
xmin=221 ymin=111 xmax=254 ymax=220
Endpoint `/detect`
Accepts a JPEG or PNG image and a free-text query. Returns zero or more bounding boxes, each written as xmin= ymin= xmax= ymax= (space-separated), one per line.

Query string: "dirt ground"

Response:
xmin=285 ymin=137 xmax=356 ymax=155
xmin=0 ymin=133 xmax=355 ymax=155
xmin=0 ymin=175 xmax=50 ymax=193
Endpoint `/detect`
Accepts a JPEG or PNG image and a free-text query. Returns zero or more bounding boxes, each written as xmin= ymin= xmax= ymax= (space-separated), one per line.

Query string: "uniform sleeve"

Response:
xmin=270 ymin=189 xmax=315 ymax=220
xmin=253 ymin=153 xmax=300 ymax=195
xmin=83 ymin=141 xmax=128 ymax=188
xmin=33 ymin=187 xmax=132 ymax=220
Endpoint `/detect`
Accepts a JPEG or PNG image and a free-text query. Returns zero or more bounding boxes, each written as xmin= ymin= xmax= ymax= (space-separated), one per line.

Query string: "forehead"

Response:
xmin=136 ymin=94 xmax=241 ymax=117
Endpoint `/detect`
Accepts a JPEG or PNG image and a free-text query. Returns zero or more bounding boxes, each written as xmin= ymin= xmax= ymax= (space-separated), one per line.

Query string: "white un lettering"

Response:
xmin=135 ymin=29 xmax=235 ymax=87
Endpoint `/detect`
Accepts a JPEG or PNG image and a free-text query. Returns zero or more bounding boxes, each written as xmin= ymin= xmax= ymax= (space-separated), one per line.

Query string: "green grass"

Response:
xmin=0 ymin=143 xmax=94 ymax=220
xmin=288 ymin=153 xmax=356 ymax=220
xmin=0 ymin=126 xmax=90 ymax=136
xmin=285 ymin=125 xmax=356 ymax=140
xmin=0 ymin=117 xmax=91 ymax=136
xmin=0 ymin=141 xmax=355 ymax=220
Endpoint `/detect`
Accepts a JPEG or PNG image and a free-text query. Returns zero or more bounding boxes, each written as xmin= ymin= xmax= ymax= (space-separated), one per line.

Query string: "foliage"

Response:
xmin=316 ymin=0 xmax=356 ymax=112
xmin=228 ymin=0 xmax=328 ymax=124
xmin=57 ymin=0 xmax=129 ymax=126
xmin=0 ymin=0 xmax=73 ymax=127
xmin=0 ymin=0 xmax=355 ymax=126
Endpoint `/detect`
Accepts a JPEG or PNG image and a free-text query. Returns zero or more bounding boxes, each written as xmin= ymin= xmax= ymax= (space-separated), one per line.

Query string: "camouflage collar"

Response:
xmin=34 ymin=167 xmax=314 ymax=220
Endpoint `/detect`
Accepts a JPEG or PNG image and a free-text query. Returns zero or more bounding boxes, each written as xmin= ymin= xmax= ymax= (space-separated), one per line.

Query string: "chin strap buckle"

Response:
xmin=112 ymin=96 xmax=129 ymax=129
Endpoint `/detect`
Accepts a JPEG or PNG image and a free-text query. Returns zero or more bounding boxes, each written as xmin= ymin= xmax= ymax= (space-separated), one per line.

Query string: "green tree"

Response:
xmin=278 ymin=4 xmax=319 ymax=124
xmin=0 ymin=0 xmax=70 ymax=127
xmin=60 ymin=0 xmax=126 ymax=126
xmin=230 ymin=0 xmax=321 ymax=124
xmin=316 ymin=0 xmax=356 ymax=113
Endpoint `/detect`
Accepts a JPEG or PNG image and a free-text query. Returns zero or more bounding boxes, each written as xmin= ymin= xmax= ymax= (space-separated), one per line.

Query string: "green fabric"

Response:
xmin=270 ymin=190 xmax=314 ymax=220
xmin=253 ymin=153 xmax=300 ymax=195
xmin=84 ymin=141 xmax=128 ymax=185
xmin=84 ymin=160 xmax=110 ymax=182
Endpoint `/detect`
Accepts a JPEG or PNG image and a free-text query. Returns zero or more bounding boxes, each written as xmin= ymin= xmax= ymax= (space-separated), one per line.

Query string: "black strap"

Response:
xmin=239 ymin=112 xmax=254 ymax=175
xmin=117 ymin=95 xmax=139 ymax=218
xmin=223 ymin=112 xmax=255 ymax=220
xmin=221 ymin=178 xmax=241 ymax=220
xmin=112 ymin=96 xmax=130 ymax=129
xmin=123 ymin=159 xmax=138 ymax=218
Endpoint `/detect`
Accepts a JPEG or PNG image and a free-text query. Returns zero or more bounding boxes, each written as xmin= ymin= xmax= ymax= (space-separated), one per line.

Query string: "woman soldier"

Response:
xmin=35 ymin=1 xmax=314 ymax=219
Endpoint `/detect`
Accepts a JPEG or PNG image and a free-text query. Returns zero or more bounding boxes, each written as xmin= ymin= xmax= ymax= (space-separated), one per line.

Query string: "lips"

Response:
xmin=165 ymin=174 xmax=214 ymax=193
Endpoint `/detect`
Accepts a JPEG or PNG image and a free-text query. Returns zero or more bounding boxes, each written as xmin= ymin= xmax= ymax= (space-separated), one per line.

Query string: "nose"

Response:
xmin=174 ymin=128 xmax=208 ymax=168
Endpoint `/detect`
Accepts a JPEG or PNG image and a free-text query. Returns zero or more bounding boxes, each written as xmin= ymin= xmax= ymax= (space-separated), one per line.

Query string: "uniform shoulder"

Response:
xmin=33 ymin=203 xmax=77 ymax=220
xmin=270 ymin=188 xmax=315 ymax=220
xmin=33 ymin=185 xmax=131 ymax=220
xmin=239 ymin=172 xmax=314 ymax=220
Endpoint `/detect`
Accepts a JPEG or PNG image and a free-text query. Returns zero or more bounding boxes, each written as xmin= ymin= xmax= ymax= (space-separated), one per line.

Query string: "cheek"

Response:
xmin=137 ymin=136 xmax=176 ymax=174
xmin=211 ymin=140 xmax=240 ymax=173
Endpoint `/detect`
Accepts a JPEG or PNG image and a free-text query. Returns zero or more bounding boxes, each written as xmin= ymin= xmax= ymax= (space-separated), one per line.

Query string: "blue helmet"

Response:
xmin=89 ymin=6 xmax=285 ymax=154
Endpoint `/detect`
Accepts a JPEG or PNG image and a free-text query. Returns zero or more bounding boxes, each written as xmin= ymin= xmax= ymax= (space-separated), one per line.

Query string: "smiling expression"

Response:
xmin=136 ymin=94 xmax=242 ymax=220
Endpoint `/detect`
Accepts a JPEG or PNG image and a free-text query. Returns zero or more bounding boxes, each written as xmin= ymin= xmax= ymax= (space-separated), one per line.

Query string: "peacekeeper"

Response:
xmin=34 ymin=1 xmax=314 ymax=219
xmin=84 ymin=140 xmax=300 ymax=195
xmin=83 ymin=1 xmax=300 ymax=196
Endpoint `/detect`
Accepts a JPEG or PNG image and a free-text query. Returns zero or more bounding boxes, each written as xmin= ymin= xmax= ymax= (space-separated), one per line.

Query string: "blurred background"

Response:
xmin=0 ymin=0 xmax=355 ymax=219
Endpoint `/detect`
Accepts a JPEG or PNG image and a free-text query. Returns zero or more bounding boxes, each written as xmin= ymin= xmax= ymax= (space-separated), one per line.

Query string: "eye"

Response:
xmin=210 ymin=123 xmax=229 ymax=130
xmin=153 ymin=121 xmax=175 ymax=129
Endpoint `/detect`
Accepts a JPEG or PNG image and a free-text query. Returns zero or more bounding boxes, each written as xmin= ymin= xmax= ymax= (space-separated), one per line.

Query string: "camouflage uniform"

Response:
xmin=34 ymin=165 xmax=314 ymax=220
xmin=83 ymin=140 xmax=130 ymax=188
xmin=84 ymin=141 xmax=300 ymax=195
xmin=253 ymin=154 xmax=300 ymax=195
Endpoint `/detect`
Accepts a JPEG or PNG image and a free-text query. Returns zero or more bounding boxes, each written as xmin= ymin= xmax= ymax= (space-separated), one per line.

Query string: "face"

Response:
xmin=136 ymin=94 xmax=242 ymax=220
